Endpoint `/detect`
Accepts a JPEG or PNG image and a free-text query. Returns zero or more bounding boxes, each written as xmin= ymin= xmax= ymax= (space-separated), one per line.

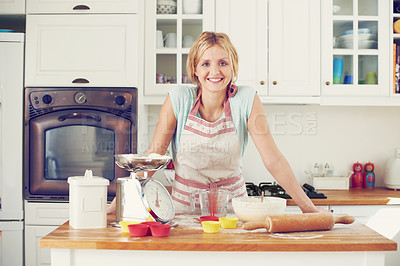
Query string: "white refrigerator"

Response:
xmin=0 ymin=31 xmax=24 ymax=266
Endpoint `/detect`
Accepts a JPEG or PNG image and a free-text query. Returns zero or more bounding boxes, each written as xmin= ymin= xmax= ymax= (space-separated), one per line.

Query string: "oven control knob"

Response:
xmin=42 ymin=94 xmax=53 ymax=105
xmin=115 ymin=95 xmax=126 ymax=106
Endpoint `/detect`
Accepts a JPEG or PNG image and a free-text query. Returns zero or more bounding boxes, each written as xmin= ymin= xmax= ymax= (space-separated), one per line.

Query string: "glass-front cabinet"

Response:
xmin=321 ymin=0 xmax=389 ymax=96
xmin=144 ymin=0 xmax=215 ymax=96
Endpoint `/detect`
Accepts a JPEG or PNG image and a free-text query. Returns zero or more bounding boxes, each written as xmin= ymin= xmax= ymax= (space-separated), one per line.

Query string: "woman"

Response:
xmin=109 ymin=31 xmax=323 ymax=214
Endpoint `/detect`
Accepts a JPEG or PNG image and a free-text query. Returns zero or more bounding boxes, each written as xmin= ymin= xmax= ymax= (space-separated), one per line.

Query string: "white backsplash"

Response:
xmin=145 ymin=104 xmax=400 ymax=188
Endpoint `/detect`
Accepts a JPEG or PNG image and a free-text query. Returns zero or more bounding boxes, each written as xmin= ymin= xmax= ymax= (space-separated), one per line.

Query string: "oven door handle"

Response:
xmin=58 ymin=112 xmax=102 ymax=122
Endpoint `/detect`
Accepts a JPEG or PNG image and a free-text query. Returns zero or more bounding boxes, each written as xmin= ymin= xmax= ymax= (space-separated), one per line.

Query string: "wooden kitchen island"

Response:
xmin=40 ymin=212 xmax=396 ymax=266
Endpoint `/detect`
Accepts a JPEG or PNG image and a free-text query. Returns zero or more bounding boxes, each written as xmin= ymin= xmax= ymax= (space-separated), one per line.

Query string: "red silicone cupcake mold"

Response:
xmin=128 ymin=224 xmax=149 ymax=237
xmin=149 ymin=224 xmax=172 ymax=237
xmin=141 ymin=221 xmax=162 ymax=235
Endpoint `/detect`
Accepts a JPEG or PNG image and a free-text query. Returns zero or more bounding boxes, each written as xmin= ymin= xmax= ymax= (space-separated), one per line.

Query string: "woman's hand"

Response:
xmin=107 ymin=197 xmax=116 ymax=214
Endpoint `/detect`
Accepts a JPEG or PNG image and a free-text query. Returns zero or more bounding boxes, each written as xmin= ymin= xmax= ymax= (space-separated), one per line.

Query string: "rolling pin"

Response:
xmin=243 ymin=213 xmax=355 ymax=233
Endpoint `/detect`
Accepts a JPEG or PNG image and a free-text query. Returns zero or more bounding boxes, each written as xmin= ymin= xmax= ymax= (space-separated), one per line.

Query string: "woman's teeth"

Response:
xmin=208 ymin=78 xmax=223 ymax=82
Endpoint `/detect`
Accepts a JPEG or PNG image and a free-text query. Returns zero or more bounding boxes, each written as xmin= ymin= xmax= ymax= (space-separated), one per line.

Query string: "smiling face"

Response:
xmin=194 ymin=44 xmax=233 ymax=95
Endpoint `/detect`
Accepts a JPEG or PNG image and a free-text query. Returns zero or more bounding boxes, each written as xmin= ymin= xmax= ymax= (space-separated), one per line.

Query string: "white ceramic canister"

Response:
xmin=385 ymin=148 xmax=400 ymax=189
xmin=68 ymin=170 xmax=109 ymax=229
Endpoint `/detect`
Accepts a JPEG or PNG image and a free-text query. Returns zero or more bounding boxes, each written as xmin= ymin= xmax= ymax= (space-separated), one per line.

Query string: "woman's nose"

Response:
xmin=210 ymin=64 xmax=220 ymax=75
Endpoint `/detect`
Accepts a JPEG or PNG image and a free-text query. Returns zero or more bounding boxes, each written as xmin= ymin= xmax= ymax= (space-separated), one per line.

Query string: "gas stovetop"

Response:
xmin=246 ymin=182 xmax=327 ymax=199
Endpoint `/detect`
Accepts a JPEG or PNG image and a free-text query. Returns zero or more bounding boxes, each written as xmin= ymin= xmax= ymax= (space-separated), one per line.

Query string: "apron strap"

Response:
xmin=175 ymin=173 xmax=241 ymax=189
xmin=189 ymin=95 xmax=233 ymax=120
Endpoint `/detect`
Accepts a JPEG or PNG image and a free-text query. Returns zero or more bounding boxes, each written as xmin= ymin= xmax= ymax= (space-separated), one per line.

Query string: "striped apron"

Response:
xmin=171 ymin=92 xmax=247 ymax=213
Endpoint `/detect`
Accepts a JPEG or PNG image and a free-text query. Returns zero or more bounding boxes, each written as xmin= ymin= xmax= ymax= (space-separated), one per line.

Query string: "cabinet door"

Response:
xmin=321 ymin=0 xmax=389 ymax=96
xmin=0 ymin=37 xmax=24 ymax=220
xmin=215 ymin=0 xmax=268 ymax=95
xmin=0 ymin=0 xmax=25 ymax=14
xmin=268 ymin=0 xmax=320 ymax=96
xmin=26 ymin=0 xmax=139 ymax=14
xmin=25 ymin=15 xmax=139 ymax=87
xmin=0 ymin=222 xmax=23 ymax=266
xmin=329 ymin=205 xmax=400 ymax=266
xmin=25 ymin=225 xmax=59 ymax=266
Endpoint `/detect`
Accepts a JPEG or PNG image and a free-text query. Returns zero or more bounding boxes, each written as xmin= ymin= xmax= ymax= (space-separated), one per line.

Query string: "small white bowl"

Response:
xmin=232 ymin=196 xmax=286 ymax=223
xmin=358 ymin=40 xmax=376 ymax=49
xmin=340 ymin=39 xmax=376 ymax=49
xmin=338 ymin=33 xmax=375 ymax=43
xmin=157 ymin=2 xmax=177 ymax=14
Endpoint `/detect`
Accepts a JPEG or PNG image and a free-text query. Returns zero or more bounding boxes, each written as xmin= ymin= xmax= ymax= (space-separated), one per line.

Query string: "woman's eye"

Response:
xmin=201 ymin=62 xmax=209 ymax=67
xmin=220 ymin=61 xmax=228 ymax=66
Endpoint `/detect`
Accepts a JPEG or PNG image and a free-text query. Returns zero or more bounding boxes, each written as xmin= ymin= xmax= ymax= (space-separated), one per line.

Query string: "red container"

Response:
xmin=128 ymin=224 xmax=149 ymax=237
xmin=141 ymin=221 xmax=162 ymax=236
xmin=199 ymin=216 xmax=219 ymax=222
xmin=150 ymin=224 xmax=172 ymax=237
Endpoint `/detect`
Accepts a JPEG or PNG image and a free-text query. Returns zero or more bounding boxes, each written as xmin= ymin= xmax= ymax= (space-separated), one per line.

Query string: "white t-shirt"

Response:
xmin=168 ymin=85 xmax=256 ymax=160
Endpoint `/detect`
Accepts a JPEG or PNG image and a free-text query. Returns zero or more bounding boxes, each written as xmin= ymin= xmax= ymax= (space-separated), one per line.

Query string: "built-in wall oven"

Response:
xmin=24 ymin=87 xmax=137 ymax=201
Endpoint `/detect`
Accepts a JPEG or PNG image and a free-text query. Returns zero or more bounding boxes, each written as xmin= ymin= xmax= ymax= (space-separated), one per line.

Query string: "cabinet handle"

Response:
xmin=260 ymin=81 xmax=265 ymax=85
xmin=72 ymin=78 xmax=89 ymax=84
xmin=326 ymin=81 xmax=330 ymax=86
xmin=73 ymin=5 xmax=90 ymax=10
xmin=272 ymin=81 xmax=277 ymax=85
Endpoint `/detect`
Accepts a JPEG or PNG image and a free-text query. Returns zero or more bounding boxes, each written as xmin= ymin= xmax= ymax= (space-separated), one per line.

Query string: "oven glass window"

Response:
xmin=45 ymin=125 xmax=114 ymax=181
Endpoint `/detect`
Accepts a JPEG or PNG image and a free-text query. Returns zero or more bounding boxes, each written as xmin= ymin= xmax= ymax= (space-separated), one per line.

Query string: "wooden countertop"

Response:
xmin=287 ymin=187 xmax=400 ymax=206
xmin=40 ymin=214 xmax=397 ymax=252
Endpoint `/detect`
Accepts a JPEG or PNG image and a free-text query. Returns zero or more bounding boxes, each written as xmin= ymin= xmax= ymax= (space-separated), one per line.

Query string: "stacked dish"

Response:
xmin=338 ymin=29 xmax=377 ymax=49
xmin=157 ymin=0 xmax=177 ymax=14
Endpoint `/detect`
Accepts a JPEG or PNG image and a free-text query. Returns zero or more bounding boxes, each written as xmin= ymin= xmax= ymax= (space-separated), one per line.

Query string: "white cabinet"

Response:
xmin=0 ymin=0 xmax=25 ymax=14
xmin=268 ymin=0 xmax=320 ymax=97
xmin=216 ymin=0 xmax=320 ymax=97
xmin=25 ymin=225 xmax=59 ymax=266
xmin=321 ymin=0 xmax=389 ymax=97
xmin=26 ymin=0 xmax=139 ymax=14
xmin=330 ymin=205 xmax=400 ymax=266
xmin=25 ymin=202 xmax=69 ymax=266
xmin=144 ymin=0 xmax=215 ymax=96
xmin=25 ymin=14 xmax=139 ymax=87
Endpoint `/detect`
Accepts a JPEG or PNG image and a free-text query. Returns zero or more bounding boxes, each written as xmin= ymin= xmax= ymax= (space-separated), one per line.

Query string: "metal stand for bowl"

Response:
xmin=112 ymin=154 xmax=176 ymax=227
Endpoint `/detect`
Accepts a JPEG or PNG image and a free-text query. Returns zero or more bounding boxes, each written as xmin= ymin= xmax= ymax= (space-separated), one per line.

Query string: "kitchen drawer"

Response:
xmin=26 ymin=0 xmax=140 ymax=14
xmin=25 ymin=202 xmax=69 ymax=226
xmin=25 ymin=14 xmax=139 ymax=87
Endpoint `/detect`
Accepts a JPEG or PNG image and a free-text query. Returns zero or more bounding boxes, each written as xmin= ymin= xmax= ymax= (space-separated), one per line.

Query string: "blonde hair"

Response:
xmin=187 ymin=31 xmax=239 ymax=87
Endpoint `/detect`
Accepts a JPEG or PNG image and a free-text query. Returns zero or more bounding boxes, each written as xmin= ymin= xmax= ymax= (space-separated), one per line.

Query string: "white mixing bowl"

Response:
xmin=232 ymin=196 xmax=286 ymax=223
